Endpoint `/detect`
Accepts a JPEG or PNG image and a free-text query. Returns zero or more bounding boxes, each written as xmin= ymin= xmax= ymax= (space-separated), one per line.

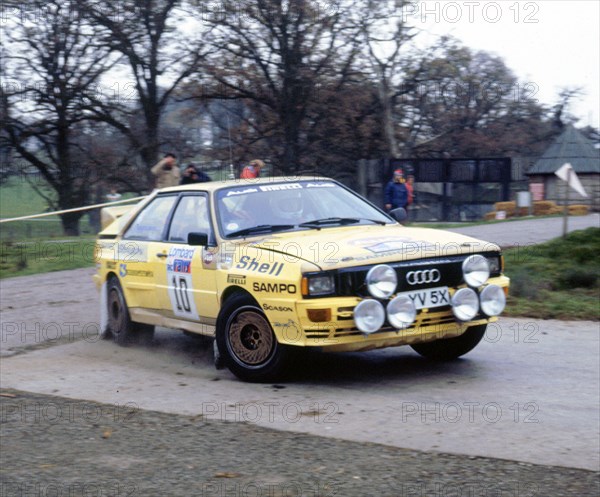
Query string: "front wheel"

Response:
xmin=410 ymin=324 xmax=487 ymax=360
xmin=107 ymin=277 xmax=155 ymax=346
xmin=216 ymin=293 xmax=293 ymax=382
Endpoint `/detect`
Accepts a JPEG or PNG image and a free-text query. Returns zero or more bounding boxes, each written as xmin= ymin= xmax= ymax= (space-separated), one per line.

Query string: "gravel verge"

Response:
xmin=1 ymin=389 xmax=598 ymax=497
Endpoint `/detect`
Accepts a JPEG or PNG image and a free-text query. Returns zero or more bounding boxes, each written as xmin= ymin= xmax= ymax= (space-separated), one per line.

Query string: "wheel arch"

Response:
xmin=220 ymin=285 xmax=258 ymax=307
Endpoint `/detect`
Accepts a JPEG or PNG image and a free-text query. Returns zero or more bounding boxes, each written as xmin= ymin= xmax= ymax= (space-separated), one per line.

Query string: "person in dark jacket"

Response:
xmin=180 ymin=164 xmax=211 ymax=184
xmin=384 ymin=169 xmax=409 ymax=211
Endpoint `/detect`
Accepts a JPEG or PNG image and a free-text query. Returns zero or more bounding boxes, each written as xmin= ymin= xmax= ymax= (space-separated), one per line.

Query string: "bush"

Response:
xmin=557 ymin=269 xmax=598 ymax=290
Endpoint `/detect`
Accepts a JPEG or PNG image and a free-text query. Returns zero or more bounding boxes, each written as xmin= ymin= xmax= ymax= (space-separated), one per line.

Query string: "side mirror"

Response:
xmin=187 ymin=232 xmax=209 ymax=246
xmin=389 ymin=207 xmax=408 ymax=223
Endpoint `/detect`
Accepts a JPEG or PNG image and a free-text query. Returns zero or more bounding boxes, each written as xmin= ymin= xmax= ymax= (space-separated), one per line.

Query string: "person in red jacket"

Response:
xmin=240 ymin=159 xmax=264 ymax=179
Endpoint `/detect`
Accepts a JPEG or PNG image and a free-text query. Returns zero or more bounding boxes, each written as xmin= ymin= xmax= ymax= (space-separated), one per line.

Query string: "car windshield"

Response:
xmin=216 ymin=180 xmax=393 ymax=238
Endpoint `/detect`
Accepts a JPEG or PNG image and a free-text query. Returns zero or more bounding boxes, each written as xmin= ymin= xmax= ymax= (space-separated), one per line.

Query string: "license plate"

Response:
xmin=398 ymin=286 xmax=450 ymax=309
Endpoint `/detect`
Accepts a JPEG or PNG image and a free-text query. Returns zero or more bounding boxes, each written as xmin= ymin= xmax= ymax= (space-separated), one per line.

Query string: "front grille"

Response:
xmin=335 ymin=254 xmax=499 ymax=297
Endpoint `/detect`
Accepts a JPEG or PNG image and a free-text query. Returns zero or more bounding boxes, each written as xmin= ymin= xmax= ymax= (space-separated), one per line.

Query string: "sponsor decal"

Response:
xmin=106 ymin=261 xmax=116 ymax=270
xmin=306 ymin=182 xmax=335 ymax=188
xmin=235 ymin=256 xmax=284 ymax=276
xmin=168 ymin=247 xmax=195 ymax=259
xmin=203 ymin=252 xmax=214 ymax=265
xmin=348 ymin=236 xmax=436 ymax=255
xmin=117 ymin=241 xmax=148 ymax=262
xmin=97 ymin=241 xmax=148 ymax=263
xmin=259 ymin=183 xmax=302 ymax=192
xmin=119 ymin=263 xmax=127 ymax=277
xmin=262 ymin=304 xmax=293 ymax=312
xmin=126 ymin=269 xmax=154 ymax=278
xmin=227 ymin=274 xmax=247 ymax=285
xmin=226 ymin=188 xmax=258 ymax=197
xmin=169 ymin=258 xmax=192 ymax=273
xmin=253 ymin=282 xmax=297 ymax=293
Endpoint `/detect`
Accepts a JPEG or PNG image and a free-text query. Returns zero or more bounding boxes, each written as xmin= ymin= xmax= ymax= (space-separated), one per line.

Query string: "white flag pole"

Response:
xmin=563 ymin=167 xmax=570 ymax=238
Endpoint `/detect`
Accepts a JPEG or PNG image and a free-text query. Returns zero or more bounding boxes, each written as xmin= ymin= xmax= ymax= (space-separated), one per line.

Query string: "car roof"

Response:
xmin=157 ymin=176 xmax=336 ymax=194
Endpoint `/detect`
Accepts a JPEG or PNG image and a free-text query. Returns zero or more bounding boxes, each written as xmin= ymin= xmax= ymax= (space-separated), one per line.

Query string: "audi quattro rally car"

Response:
xmin=94 ymin=177 xmax=509 ymax=382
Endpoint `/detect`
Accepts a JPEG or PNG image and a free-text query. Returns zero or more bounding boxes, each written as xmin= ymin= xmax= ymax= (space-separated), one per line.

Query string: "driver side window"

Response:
xmin=168 ymin=194 xmax=212 ymax=243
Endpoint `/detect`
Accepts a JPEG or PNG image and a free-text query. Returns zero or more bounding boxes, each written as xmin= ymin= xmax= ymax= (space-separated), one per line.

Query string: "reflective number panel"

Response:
xmin=167 ymin=248 xmax=199 ymax=320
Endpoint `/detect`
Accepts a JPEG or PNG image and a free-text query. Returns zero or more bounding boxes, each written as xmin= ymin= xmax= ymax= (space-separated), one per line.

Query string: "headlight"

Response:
xmin=451 ymin=288 xmax=479 ymax=321
xmin=366 ymin=264 xmax=397 ymax=298
xmin=462 ymin=255 xmax=490 ymax=287
xmin=387 ymin=295 xmax=417 ymax=329
xmin=480 ymin=284 xmax=506 ymax=316
xmin=485 ymin=255 xmax=501 ymax=274
xmin=306 ymin=275 xmax=335 ymax=296
xmin=354 ymin=299 xmax=385 ymax=334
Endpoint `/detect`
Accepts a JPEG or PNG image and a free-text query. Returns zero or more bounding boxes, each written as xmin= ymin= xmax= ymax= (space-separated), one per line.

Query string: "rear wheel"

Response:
xmin=107 ymin=277 xmax=155 ymax=346
xmin=410 ymin=324 xmax=487 ymax=360
xmin=216 ymin=293 xmax=292 ymax=382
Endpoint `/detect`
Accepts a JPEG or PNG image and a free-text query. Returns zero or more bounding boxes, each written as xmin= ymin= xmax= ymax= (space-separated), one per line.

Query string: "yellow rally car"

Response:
xmin=94 ymin=177 xmax=509 ymax=382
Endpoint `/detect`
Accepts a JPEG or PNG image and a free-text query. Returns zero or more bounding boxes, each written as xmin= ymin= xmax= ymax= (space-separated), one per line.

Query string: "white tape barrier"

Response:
xmin=0 ymin=196 xmax=147 ymax=223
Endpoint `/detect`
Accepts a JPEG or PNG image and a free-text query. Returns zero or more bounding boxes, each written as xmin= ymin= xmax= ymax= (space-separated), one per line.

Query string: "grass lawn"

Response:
xmin=503 ymin=227 xmax=600 ymax=321
xmin=0 ymin=177 xmax=101 ymax=241
xmin=0 ymin=237 xmax=97 ymax=279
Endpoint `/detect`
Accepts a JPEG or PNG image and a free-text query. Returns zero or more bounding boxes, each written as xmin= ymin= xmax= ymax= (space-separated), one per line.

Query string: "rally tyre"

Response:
xmin=216 ymin=293 xmax=292 ymax=382
xmin=107 ymin=277 xmax=155 ymax=346
xmin=410 ymin=324 xmax=487 ymax=360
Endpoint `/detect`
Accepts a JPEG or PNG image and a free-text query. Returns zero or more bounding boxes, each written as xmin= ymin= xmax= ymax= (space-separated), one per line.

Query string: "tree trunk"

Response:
xmin=60 ymin=211 xmax=82 ymax=236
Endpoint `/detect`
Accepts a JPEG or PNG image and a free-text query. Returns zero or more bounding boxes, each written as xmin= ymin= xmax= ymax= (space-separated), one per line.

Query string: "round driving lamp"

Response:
xmin=387 ymin=295 xmax=417 ymax=329
xmin=366 ymin=264 xmax=397 ymax=298
xmin=462 ymin=255 xmax=490 ymax=287
xmin=354 ymin=299 xmax=385 ymax=334
xmin=451 ymin=288 xmax=479 ymax=321
xmin=480 ymin=284 xmax=506 ymax=316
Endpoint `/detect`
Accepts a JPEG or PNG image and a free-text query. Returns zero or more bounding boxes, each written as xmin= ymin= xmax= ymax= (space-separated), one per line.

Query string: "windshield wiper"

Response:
xmin=227 ymin=224 xmax=295 ymax=238
xmin=298 ymin=217 xmax=387 ymax=228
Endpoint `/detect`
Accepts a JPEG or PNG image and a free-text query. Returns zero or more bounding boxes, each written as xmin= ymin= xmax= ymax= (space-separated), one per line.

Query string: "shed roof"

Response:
xmin=526 ymin=125 xmax=600 ymax=175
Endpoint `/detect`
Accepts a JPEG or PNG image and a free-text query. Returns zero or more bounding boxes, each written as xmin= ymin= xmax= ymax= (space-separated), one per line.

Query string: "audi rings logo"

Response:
xmin=406 ymin=269 xmax=441 ymax=285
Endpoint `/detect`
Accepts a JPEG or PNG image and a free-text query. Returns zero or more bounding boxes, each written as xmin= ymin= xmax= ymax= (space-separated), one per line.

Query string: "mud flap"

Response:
xmin=213 ymin=339 xmax=224 ymax=370
xmin=99 ymin=281 xmax=110 ymax=338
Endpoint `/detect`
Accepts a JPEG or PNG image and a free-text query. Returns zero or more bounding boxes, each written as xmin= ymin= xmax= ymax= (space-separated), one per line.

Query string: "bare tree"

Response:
xmin=1 ymin=0 xmax=116 ymax=234
xmin=79 ymin=0 xmax=208 ymax=181
xmin=399 ymin=39 xmax=555 ymax=157
xmin=355 ymin=0 xmax=422 ymax=158
xmin=195 ymin=0 xmax=362 ymax=174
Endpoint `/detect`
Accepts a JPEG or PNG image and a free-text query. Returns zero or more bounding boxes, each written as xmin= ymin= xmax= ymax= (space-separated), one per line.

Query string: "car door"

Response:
xmin=155 ymin=193 xmax=215 ymax=322
xmin=119 ymin=194 xmax=179 ymax=312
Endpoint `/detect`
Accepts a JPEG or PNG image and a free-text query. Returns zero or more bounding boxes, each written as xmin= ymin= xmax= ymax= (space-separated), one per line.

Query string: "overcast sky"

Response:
xmin=410 ymin=0 xmax=600 ymax=128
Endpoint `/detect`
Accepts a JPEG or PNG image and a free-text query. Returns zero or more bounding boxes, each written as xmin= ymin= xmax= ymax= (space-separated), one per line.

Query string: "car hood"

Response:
xmin=239 ymin=225 xmax=500 ymax=271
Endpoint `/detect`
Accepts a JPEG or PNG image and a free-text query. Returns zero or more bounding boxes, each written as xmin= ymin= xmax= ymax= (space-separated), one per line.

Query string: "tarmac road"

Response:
xmin=0 ymin=216 xmax=599 ymax=495
xmin=446 ymin=213 xmax=599 ymax=247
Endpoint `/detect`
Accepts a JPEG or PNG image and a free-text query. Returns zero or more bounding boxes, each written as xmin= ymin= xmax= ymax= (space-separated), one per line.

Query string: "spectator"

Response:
xmin=106 ymin=188 xmax=122 ymax=202
xmin=241 ymin=159 xmax=264 ymax=179
xmin=384 ymin=169 xmax=409 ymax=211
xmin=406 ymin=174 xmax=415 ymax=206
xmin=151 ymin=153 xmax=180 ymax=188
xmin=181 ymin=164 xmax=211 ymax=184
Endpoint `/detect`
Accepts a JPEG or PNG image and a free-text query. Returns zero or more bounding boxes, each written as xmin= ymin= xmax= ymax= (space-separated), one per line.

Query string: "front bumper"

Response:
xmin=276 ymin=275 xmax=509 ymax=352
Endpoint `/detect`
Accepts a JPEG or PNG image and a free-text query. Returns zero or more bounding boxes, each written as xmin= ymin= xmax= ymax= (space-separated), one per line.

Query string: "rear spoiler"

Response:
xmin=100 ymin=205 xmax=137 ymax=231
